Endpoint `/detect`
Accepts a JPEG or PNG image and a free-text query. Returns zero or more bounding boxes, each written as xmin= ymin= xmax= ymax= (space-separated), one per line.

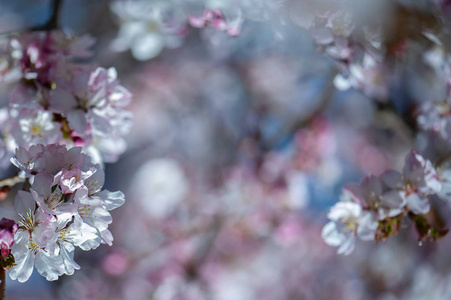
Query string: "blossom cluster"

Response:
xmin=0 ymin=31 xmax=132 ymax=164
xmin=297 ymin=6 xmax=388 ymax=100
xmin=415 ymin=31 xmax=451 ymax=139
xmin=0 ymin=28 xmax=129 ymax=284
xmin=110 ymin=0 xmax=187 ymax=61
xmin=189 ymin=9 xmax=242 ymax=36
xmin=6 ymin=144 xmax=124 ymax=282
xmin=322 ymin=151 xmax=450 ymax=255
xmin=418 ymin=98 xmax=451 ymax=142
xmin=417 ymin=53 xmax=451 ymax=141
xmin=312 ymin=0 xmax=451 ymax=256
xmin=109 ymin=0 xmax=253 ymax=60
xmin=292 ymin=0 xmax=451 ymax=103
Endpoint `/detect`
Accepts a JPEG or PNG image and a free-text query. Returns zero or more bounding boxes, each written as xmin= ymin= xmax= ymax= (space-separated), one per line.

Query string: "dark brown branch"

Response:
xmin=30 ymin=0 xmax=63 ymax=32
xmin=0 ymin=267 xmax=5 ymax=300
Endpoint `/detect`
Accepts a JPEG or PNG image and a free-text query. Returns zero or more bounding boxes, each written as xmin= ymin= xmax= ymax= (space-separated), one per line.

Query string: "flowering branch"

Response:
xmin=322 ymin=150 xmax=451 ymax=255
xmin=0 ymin=1 xmax=131 ymax=288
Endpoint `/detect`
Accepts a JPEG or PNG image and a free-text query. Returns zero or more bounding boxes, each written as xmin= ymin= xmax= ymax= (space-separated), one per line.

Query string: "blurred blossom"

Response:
xmin=130 ymin=158 xmax=188 ymax=219
xmin=110 ymin=0 xmax=186 ymax=61
xmin=189 ymin=9 xmax=242 ymax=36
xmin=101 ymin=248 xmax=130 ymax=276
xmin=404 ymin=265 xmax=451 ymax=299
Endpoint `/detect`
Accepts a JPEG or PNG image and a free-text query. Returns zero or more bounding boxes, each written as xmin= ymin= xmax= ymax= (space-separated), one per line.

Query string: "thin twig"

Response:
xmin=0 ymin=175 xmax=25 ymax=189
xmin=0 ymin=175 xmax=25 ymax=200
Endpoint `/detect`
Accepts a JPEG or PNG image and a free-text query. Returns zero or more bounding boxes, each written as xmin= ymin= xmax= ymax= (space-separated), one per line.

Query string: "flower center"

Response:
xmin=18 ymin=209 xmax=36 ymax=231
xmin=340 ymin=215 xmax=357 ymax=233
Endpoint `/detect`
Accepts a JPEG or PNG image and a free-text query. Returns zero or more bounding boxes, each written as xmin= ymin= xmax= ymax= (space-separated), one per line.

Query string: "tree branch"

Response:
xmin=30 ymin=0 xmax=63 ymax=32
xmin=0 ymin=267 xmax=5 ymax=300
xmin=0 ymin=175 xmax=25 ymax=200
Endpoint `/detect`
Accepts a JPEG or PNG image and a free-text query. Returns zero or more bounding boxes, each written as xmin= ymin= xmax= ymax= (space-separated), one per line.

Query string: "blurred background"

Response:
xmin=1 ymin=0 xmax=451 ymax=299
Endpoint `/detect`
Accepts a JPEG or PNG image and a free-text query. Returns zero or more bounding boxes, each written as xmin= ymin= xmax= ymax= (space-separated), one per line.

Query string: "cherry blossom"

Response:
xmin=110 ymin=0 xmax=186 ymax=61
xmin=322 ymin=192 xmax=378 ymax=255
xmin=0 ymin=32 xmax=132 ymax=164
xmin=7 ymin=144 xmax=125 ymax=282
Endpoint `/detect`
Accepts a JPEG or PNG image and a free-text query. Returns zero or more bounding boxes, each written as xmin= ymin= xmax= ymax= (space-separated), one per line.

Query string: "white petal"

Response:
xmin=67 ymin=109 xmax=88 ymax=134
xmin=60 ymin=245 xmax=80 ymax=275
xmin=31 ymin=173 xmax=53 ymax=198
xmin=94 ymin=190 xmax=125 ymax=210
xmin=34 ymin=251 xmax=65 ymax=281
xmin=9 ymin=250 xmax=34 ymax=283
xmin=357 ymin=212 xmax=378 ymax=241
xmin=438 ymin=181 xmax=451 ymax=201
xmin=380 ymin=170 xmax=403 ymax=189
xmin=337 ymin=235 xmax=355 ymax=255
xmin=333 ymin=74 xmax=351 ymax=90
xmin=327 ymin=201 xmax=361 ymax=221
xmin=380 ymin=190 xmax=406 ymax=217
xmin=321 ymin=222 xmax=344 ymax=246
xmin=72 ymin=215 xmax=101 ymax=251
xmin=100 ymin=229 xmax=113 ymax=246
xmin=131 ymin=33 xmax=163 ymax=61
xmin=407 ymin=193 xmax=430 ymax=215
xmin=15 ymin=191 xmax=36 ymax=217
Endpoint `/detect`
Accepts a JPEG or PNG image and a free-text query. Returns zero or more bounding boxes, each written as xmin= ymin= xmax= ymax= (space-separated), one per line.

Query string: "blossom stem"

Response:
xmin=0 ymin=267 xmax=5 ymax=300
